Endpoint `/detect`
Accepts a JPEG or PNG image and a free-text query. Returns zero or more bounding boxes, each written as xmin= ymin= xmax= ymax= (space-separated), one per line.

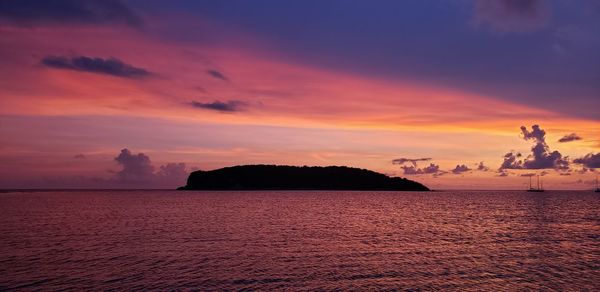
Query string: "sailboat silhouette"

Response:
xmin=527 ymin=174 xmax=544 ymax=192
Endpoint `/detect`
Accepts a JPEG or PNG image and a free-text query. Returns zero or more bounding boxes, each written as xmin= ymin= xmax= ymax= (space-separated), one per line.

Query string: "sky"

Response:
xmin=0 ymin=0 xmax=598 ymax=189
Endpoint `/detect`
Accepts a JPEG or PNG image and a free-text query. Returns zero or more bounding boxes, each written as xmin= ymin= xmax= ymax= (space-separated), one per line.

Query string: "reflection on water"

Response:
xmin=0 ymin=190 xmax=599 ymax=290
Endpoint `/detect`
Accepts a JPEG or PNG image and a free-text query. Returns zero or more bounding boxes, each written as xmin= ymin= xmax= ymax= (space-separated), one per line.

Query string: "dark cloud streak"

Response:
xmin=558 ymin=133 xmax=582 ymax=143
xmin=207 ymin=70 xmax=229 ymax=81
xmin=191 ymin=100 xmax=246 ymax=112
xmin=0 ymin=0 xmax=142 ymax=27
xmin=392 ymin=157 xmax=432 ymax=167
xmin=42 ymin=55 xmax=151 ymax=78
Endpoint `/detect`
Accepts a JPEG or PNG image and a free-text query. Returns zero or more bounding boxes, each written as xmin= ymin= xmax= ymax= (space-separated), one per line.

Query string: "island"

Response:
xmin=178 ymin=164 xmax=429 ymax=191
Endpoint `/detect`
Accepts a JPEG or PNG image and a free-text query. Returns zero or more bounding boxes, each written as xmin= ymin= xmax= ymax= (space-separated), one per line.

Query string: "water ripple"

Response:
xmin=0 ymin=190 xmax=599 ymax=290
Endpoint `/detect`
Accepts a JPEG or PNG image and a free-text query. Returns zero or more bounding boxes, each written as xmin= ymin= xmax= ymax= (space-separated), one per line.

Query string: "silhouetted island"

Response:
xmin=178 ymin=165 xmax=429 ymax=191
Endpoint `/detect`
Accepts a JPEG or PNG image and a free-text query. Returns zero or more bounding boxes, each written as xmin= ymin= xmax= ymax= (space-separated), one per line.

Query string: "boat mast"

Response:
xmin=537 ymin=175 xmax=540 ymax=190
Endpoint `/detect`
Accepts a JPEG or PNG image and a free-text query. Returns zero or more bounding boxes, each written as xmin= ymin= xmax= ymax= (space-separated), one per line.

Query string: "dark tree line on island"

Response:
xmin=178 ymin=165 xmax=429 ymax=191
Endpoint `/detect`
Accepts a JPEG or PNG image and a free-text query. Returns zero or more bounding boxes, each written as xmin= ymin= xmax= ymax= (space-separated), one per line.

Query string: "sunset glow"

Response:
xmin=1 ymin=0 xmax=598 ymax=189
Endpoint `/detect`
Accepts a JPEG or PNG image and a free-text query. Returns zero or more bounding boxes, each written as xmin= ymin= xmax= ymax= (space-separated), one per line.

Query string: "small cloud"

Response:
xmin=190 ymin=100 xmax=246 ymax=112
xmin=74 ymin=153 xmax=86 ymax=159
xmin=392 ymin=157 xmax=432 ymax=167
xmin=401 ymin=163 xmax=443 ymax=176
xmin=393 ymin=157 xmax=443 ymax=176
xmin=473 ymin=0 xmax=550 ymax=33
xmin=558 ymin=133 xmax=582 ymax=143
xmin=423 ymin=163 xmax=440 ymax=174
xmin=113 ymin=148 xmax=189 ymax=187
xmin=477 ymin=161 xmax=490 ymax=171
xmin=156 ymin=163 xmax=188 ymax=185
xmin=499 ymin=151 xmax=523 ymax=170
xmin=451 ymin=164 xmax=471 ymax=174
xmin=0 ymin=0 xmax=143 ymax=27
xmin=520 ymin=124 xmax=546 ymax=142
xmin=496 ymin=170 xmax=510 ymax=177
xmin=42 ymin=55 xmax=151 ymax=78
xmin=114 ymin=148 xmax=155 ymax=183
xmin=207 ymin=70 xmax=229 ymax=81
xmin=399 ymin=166 xmax=420 ymax=175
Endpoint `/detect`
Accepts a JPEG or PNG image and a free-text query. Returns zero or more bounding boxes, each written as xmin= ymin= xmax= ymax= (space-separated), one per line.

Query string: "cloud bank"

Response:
xmin=500 ymin=125 xmax=569 ymax=171
xmin=573 ymin=153 xmax=600 ymax=168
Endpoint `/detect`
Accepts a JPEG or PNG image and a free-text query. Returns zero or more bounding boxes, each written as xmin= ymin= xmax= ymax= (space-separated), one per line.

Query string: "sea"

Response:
xmin=0 ymin=190 xmax=598 ymax=290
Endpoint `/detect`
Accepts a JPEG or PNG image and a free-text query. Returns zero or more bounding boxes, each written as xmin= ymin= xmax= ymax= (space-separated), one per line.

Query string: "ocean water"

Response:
xmin=0 ymin=190 xmax=598 ymax=290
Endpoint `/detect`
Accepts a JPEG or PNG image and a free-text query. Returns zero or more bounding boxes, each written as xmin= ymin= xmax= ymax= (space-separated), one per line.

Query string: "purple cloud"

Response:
xmin=558 ymin=133 xmax=582 ymax=143
xmin=207 ymin=69 xmax=229 ymax=81
xmin=496 ymin=170 xmax=510 ymax=177
xmin=111 ymin=148 xmax=190 ymax=188
xmin=42 ymin=55 xmax=151 ymax=78
xmin=451 ymin=164 xmax=471 ymax=174
xmin=573 ymin=153 xmax=600 ymax=168
xmin=114 ymin=148 xmax=155 ymax=183
xmin=500 ymin=125 xmax=569 ymax=171
xmin=477 ymin=161 xmax=490 ymax=171
xmin=191 ymin=100 xmax=246 ymax=112
xmin=499 ymin=151 xmax=523 ymax=170
xmin=392 ymin=157 xmax=432 ymax=167
xmin=0 ymin=0 xmax=142 ymax=27
xmin=401 ymin=163 xmax=442 ymax=175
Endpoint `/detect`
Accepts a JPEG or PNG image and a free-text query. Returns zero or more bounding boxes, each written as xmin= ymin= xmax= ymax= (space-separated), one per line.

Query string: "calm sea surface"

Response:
xmin=0 ymin=190 xmax=599 ymax=290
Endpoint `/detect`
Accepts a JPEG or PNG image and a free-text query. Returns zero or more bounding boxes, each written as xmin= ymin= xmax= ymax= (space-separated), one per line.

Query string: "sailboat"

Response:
xmin=595 ymin=176 xmax=600 ymax=193
xmin=527 ymin=175 xmax=544 ymax=192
